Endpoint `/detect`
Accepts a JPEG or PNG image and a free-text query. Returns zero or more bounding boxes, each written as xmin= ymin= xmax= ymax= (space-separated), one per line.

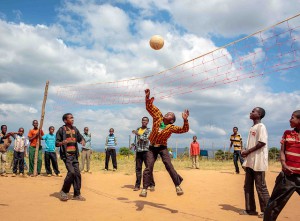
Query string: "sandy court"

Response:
xmin=0 ymin=168 xmax=299 ymax=221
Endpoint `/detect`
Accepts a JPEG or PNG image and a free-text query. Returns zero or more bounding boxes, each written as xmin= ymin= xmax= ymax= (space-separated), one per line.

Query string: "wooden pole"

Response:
xmin=33 ymin=81 xmax=49 ymax=176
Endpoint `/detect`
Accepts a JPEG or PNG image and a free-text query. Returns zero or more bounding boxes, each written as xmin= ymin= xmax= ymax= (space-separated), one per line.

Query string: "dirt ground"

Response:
xmin=0 ymin=168 xmax=299 ymax=221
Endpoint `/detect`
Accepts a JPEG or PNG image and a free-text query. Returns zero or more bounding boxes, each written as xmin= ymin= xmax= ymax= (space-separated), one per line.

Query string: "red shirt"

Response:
xmin=190 ymin=141 xmax=200 ymax=156
xmin=281 ymin=129 xmax=300 ymax=174
xmin=28 ymin=129 xmax=44 ymax=147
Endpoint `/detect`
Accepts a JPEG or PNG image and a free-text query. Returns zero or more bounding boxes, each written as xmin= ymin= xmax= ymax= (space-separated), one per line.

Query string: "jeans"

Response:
xmin=264 ymin=172 xmax=300 ymax=221
xmin=143 ymin=146 xmax=183 ymax=189
xmin=233 ymin=150 xmax=244 ymax=173
xmin=135 ymin=151 xmax=155 ymax=188
xmin=13 ymin=151 xmax=24 ymax=174
xmin=62 ymin=155 xmax=81 ymax=196
xmin=44 ymin=151 xmax=60 ymax=175
xmin=105 ymin=148 xmax=117 ymax=170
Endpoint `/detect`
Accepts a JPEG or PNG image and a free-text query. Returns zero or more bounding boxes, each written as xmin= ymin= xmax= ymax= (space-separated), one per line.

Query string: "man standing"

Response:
xmin=240 ymin=107 xmax=270 ymax=218
xmin=0 ymin=125 xmax=12 ymax=176
xmin=81 ymin=127 xmax=92 ymax=173
xmin=105 ymin=128 xmax=117 ymax=171
xmin=229 ymin=127 xmax=244 ymax=174
xmin=132 ymin=116 xmax=155 ymax=191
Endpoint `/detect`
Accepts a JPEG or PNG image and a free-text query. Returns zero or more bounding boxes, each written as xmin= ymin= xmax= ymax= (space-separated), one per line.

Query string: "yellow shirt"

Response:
xmin=138 ymin=128 xmax=146 ymax=136
xmin=230 ymin=133 xmax=243 ymax=151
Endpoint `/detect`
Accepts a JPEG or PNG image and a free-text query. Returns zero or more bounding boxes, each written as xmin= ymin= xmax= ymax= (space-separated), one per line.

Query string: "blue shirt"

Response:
xmin=82 ymin=133 xmax=92 ymax=150
xmin=42 ymin=133 xmax=56 ymax=152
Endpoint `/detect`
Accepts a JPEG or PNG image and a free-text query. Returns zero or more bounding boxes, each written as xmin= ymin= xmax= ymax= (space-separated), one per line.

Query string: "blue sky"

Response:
xmin=0 ymin=0 xmax=300 ymax=150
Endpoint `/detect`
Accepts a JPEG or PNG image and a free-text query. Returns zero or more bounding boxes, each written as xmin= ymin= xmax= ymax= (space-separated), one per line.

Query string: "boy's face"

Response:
xmin=33 ymin=121 xmax=38 ymax=128
xmin=1 ymin=126 xmax=7 ymax=134
xmin=250 ymin=108 xmax=260 ymax=120
xmin=84 ymin=127 xmax=89 ymax=134
xmin=18 ymin=128 xmax=24 ymax=136
xmin=109 ymin=129 xmax=114 ymax=134
xmin=233 ymin=128 xmax=238 ymax=134
xmin=49 ymin=127 xmax=55 ymax=134
xmin=141 ymin=118 xmax=149 ymax=127
xmin=163 ymin=112 xmax=175 ymax=124
xmin=64 ymin=115 xmax=74 ymax=125
xmin=193 ymin=136 xmax=197 ymax=141
xmin=290 ymin=114 xmax=300 ymax=128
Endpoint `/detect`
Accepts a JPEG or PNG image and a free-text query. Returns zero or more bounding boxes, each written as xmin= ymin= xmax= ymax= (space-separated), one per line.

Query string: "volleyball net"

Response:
xmin=55 ymin=14 xmax=300 ymax=109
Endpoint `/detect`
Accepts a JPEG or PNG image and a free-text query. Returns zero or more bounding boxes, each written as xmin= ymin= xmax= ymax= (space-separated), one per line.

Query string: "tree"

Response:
xmin=269 ymin=147 xmax=280 ymax=161
xmin=119 ymin=147 xmax=134 ymax=157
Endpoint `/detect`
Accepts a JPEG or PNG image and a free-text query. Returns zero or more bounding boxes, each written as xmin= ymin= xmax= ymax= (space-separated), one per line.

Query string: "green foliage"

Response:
xmin=269 ymin=147 xmax=280 ymax=160
xmin=119 ymin=147 xmax=134 ymax=156
xmin=214 ymin=149 xmax=233 ymax=161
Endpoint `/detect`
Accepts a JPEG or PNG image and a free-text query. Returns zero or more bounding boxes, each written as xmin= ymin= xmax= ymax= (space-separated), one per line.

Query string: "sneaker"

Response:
xmin=20 ymin=173 xmax=28 ymax=177
xmin=12 ymin=173 xmax=17 ymax=177
xmin=149 ymin=186 xmax=155 ymax=192
xmin=133 ymin=186 xmax=140 ymax=191
xmin=59 ymin=191 xmax=69 ymax=201
xmin=104 ymin=169 xmax=108 ymax=171
xmin=72 ymin=195 xmax=86 ymax=201
xmin=113 ymin=168 xmax=117 ymax=171
xmin=139 ymin=189 xmax=147 ymax=197
xmin=175 ymin=186 xmax=184 ymax=196
xmin=47 ymin=174 xmax=52 ymax=177
xmin=1 ymin=173 xmax=8 ymax=177
xmin=239 ymin=210 xmax=258 ymax=216
xmin=87 ymin=170 xmax=92 ymax=174
xmin=56 ymin=174 xmax=62 ymax=177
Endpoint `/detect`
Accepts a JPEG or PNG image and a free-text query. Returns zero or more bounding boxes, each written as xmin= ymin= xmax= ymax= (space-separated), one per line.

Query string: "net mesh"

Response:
xmin=55 ymin=14 xmax=300 ymax=109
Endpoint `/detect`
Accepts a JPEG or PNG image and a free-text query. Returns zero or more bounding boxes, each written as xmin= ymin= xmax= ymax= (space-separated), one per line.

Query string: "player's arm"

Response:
xmin=241 ymin=141 xmax=265 ymax=158
xmin=145 ymin=89 xmax=162 ymax=119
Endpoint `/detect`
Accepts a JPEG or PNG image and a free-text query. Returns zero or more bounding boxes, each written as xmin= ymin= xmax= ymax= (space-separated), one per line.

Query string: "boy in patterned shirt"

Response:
xmin=56 ymin=113 xmax=85 ymax=201
xmin=229 ymin=127 xmax=244 ymax=174
xmin=140 ymin=89 xmax=189 ymax=197
xmin=264 ymin=110 xmax=300 ymax=221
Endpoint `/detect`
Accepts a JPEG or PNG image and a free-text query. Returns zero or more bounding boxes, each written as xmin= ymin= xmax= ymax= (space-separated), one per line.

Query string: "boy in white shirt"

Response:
xmin=240 ymin=107 xmax=270 ymax=218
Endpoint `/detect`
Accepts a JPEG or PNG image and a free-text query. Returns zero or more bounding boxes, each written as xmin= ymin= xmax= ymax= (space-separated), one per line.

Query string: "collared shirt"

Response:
xmin=281 ymin=129 xmax=300 ymax=174
xmin=134 ymin=127 xmax=151 ymax=152
xmin=42 ymin=133 xmax=56 ymax=152
xmin=13 ymin=134 xmax=28 ymax=152
xmin=230 ymin=133 xmax=243 ymax=151
xmin=82 ymin=133 xmax=92 ymax=150
xmin=243 ymin=123 xmax=268 ymax=171
xmin=146 ymin=97 xmax=189 ymax=147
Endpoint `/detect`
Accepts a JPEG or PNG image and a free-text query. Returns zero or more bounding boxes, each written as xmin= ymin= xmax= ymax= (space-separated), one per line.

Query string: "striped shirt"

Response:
xmin=281 ymin=129 xmax=300 ymax=174
xmin=146 ymin=97 xmax=189 ymax=147
xmin=65 ymin=127 xmax=77 ymax=154
xmin=134 ymin=127 xmax=151 ymax=152
xmin=230 ymin=133 xmax=243 ymax=150
xmin=106 ymin=134 xmax=117 ymax=149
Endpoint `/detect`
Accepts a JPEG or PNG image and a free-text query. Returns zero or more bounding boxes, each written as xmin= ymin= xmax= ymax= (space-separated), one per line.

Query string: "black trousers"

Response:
xmin=233 ymin=150 xmax=244 ymax=173
xmin=62 ymin=155 xmax=81 ymax=196
xmin=105 ymin=148 xmax=117 ymax=170
xmin=244 ymin=167 xmax=270 ymax=213
xmin=44 ymin=151 xmax=60 ymax=175
xmin=264 ymin=172 xmax=300 ymax=221
xmin=143 ymin=146 xmax=183 ymax=189
xmin=135 ymin=151 xmax=155 ymax=188
xmin=13 ymin=151 xmax=24 ymax=174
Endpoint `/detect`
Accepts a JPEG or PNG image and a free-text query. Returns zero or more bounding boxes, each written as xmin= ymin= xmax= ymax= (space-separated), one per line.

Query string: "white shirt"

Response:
xmin=14 ymin=135 xmax=29 ymax=152
xmin=243 ymin=123 xmax=268 ymax=171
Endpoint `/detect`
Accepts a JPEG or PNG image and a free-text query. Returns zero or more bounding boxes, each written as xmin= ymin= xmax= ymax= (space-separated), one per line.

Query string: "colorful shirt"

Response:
xmin=82 ymin=133 xmax=92 ymax=150
xmin=134 ymin=127 xmax=151 ymax=152
xmin=243 ymin=123 xmax=268 ymax=171
xmin=146 ymin=97 xmax=189 ymax=147
xmin=281 ymin=129 xmax=300 ymax=174
xmin=106 ymin=134 xmax=117 ymax=149
xmin=65 ymin=127 xmax=77 ymax=154
xmin=190 ymin=141 xmax=200 ymax=156
xmin=28 ymin=129 xmax=44 ymax=147
xmin=42 ymin=133 xmax=56 ymax=152
xmin=13 ymin=134 xmax=28 ymax=152
xmin=230 ymin=133 xmax=243 ymax=151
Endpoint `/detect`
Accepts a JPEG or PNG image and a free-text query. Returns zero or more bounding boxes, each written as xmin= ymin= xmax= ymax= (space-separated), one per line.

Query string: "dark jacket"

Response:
xmin=55 ymin=125 xmax=83 ymax=160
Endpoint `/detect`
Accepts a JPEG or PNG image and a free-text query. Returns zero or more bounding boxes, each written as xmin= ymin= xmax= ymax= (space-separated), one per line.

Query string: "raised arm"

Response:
xmin=145 ymin=89 xmax=162 ymax=120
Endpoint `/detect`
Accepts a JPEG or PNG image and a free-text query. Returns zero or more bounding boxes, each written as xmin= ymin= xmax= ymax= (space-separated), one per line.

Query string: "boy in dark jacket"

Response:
xmin=56 ymin=113 xmax=85 ymax=201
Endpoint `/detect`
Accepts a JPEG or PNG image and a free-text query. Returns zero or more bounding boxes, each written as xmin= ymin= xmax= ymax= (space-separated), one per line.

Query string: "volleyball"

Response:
xmin=149 ymin=35 xmax=164 ymax=50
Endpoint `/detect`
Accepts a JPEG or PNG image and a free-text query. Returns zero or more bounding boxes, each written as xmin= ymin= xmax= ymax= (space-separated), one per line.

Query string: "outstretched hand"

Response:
xmin=182 ymin=109 xmax=189 ymax=120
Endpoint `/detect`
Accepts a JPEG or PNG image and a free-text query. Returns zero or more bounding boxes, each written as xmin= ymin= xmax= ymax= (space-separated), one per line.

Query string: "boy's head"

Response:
xmin=49 ymin=126 xmax=55 ymax=134
xmin=18 ymin=127 xmax=24 ymax=136
xmin=1 ymin=125 xmax=7 ymax=134
xmin=193 ymin=135 xmax=197 ymax=141
xmin=250 ymin=107 xmax=265 ymax=120
xmin=163 ymin=112 xmax=176 ymax=125
xmin=84 ymin=127 xmax=89 ymax=134
xmin=141 ymin=117 xmax=149 ymax=127
xmin=290 ymin=110 xmax=300 ymax=129
xmin=62 ymin=113 xmax=74 ymax=125
xmin=32 ymin=120 xmax=38 ymax=128
xmin=233 ymin=127 xmax=238 ymax=133
xmin=109 ymin=128 xmax=114 ymax=135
